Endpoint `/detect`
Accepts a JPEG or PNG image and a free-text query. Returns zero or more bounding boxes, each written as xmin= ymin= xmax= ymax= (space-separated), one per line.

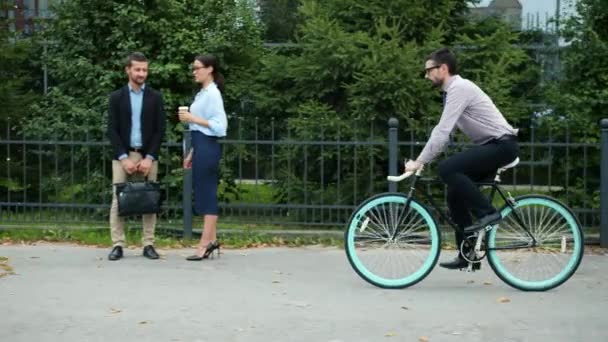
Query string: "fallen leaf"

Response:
xmin=29 ymin=256 xmax=40 ymax=259
xmin=419 ymin=336 xmax=429 ymax=342
xmin=466 ymin=280 xmax=474 ymax=284
xmin=401 ymin=306 xmax=409 ymax=310
xmin=274 ymin=270 xmax=283 ymax=275
xmin=109 ymin=308 xmax=122 ymax=314
xmin=138 ymin=321 xmax=149 ymax=325
xmin=385 ymin=332 xmax=396 ymax=337
xmin=483 ymin=281 xmax=492 ymax=286
xmin=272 ymin=280 xmax=280 ymax=283
xmin=497 ymin=297 xmax=511 ymax=303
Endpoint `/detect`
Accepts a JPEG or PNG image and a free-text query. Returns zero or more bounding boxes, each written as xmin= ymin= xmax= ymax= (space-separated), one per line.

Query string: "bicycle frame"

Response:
xmin=391 ymin=172 xmax=538 ymax=250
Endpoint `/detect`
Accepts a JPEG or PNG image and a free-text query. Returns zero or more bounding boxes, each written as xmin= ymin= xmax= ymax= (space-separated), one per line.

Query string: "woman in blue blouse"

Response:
xmin=178 ymin=54 xmax=228 ymax=260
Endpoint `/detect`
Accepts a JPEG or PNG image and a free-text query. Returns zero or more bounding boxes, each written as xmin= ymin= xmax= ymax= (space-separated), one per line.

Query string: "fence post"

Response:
xmin=182 ymin=130 xmax=193 ymax=239
xmin=388 ymin=118 xmax=399 ymax=192
xmin=600 ymin=119 xmax=608 ymax=247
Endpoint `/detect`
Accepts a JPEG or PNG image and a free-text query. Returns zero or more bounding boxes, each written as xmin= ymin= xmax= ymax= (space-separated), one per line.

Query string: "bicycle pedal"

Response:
xmin=461 ymin=263 xmax=481 ymax=272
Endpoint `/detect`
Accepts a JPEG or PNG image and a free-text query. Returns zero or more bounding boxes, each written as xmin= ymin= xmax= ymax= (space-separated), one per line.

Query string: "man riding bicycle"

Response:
xmin=404 ymin=48 xmax=519 ymax=270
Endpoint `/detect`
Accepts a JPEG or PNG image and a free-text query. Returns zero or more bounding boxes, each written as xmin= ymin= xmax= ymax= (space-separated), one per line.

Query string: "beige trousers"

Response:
xmin=109 ymin=152 xmax=159 ymax=247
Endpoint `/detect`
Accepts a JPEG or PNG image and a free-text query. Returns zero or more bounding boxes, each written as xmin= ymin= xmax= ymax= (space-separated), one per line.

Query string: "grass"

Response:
xmin=219 ymin=182 xmax=277 ymax=204
xmin=0 ymin=226 xmax=343 ymax=249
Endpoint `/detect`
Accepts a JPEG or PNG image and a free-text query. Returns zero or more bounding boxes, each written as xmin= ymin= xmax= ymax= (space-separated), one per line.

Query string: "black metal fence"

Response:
xmin=1 ymin=117 xmax=604 ymax=245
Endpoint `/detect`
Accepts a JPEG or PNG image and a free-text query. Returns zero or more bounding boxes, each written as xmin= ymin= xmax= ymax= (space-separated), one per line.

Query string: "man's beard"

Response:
xmin=130 ymin=76 xmax=146 ymax=85
xmin=431 ymin=78 xmax=443 ymax=88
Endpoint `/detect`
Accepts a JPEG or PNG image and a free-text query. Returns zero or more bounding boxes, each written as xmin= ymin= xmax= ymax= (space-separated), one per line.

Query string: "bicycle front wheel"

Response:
xmin=487 ymin=195 xmax=584 ymax=291
xmin=344 ymin=193 xmax=441 ymax=289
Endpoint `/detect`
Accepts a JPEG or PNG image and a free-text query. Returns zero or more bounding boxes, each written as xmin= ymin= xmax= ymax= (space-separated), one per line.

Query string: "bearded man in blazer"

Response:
xmin=106 ymin=52 xmax=166 ymax=261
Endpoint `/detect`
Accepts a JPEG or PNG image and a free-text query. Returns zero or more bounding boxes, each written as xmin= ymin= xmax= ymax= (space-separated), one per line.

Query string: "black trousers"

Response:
xmin=437 ymin=136 xmax=519 ymax=250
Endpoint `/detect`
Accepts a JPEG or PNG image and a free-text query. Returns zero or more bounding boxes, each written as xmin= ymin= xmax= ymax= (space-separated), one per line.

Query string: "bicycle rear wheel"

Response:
xmin=344 ymin=193 xmax=440 ymax=289
xmin=487 ymin=195 xmax=584 ymax=291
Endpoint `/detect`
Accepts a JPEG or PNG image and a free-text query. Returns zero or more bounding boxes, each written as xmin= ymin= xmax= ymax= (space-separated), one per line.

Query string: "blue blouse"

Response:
xmin=188 ymin=82 xmax=227 ymax=137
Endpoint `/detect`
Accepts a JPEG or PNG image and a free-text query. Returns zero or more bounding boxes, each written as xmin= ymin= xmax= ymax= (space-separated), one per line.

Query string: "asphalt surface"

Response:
xmin=1 ymin=243 xmax=607 ymax=342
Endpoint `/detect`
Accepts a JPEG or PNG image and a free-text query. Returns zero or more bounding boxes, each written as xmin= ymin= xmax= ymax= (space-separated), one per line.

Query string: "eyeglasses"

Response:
xmin=424 ymin=65 xmax=440 ymax=74
xmin=191 ymin=65 xmax=205 ymax=72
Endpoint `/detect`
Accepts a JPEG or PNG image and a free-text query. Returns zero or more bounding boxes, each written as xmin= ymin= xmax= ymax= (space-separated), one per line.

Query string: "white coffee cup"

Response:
xmin=178 ymin=106 xmax=189 ymax=113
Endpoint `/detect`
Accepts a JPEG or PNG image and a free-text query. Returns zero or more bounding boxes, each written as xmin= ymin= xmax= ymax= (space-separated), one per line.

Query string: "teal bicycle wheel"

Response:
xmin=487 ymin=195 xmax=584 ymax=291
xmin=345 ymin=193 xmax=441 ymax=289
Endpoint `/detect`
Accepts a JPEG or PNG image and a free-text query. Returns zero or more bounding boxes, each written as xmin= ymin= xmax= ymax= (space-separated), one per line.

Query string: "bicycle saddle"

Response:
xmin=497 ymin=157 xmax=519 ymax=173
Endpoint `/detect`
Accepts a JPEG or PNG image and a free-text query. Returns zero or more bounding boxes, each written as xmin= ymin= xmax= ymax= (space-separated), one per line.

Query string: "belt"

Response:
xmin=495 ymin=134 xmax=517 ymax=142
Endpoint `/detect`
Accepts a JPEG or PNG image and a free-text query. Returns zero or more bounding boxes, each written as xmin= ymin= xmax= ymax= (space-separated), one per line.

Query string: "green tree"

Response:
xmin=247 ymin=0 xmax=538 ymax=218
xmin=25 ymin=0 xmax=262 ymax=139
xmin=258 ymin=0 xmax=301 ymax=42
xmin=550 ymin=0 xmax=608 ymax=136
xmin=19 ymin=0 xmax=263 ymax=205
xmin=0 ymin=0 xmax=40 ymax=196
xmin=0 ymin=0 xmax=38 ymax=129
xmin=542 ymin=0 xmax=608 ymax=211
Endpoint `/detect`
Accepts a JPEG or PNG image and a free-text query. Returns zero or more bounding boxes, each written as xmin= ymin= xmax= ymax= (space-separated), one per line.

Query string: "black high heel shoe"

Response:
xmin=186 ymin=240 xmax=220 ymax=261
xmin=203 ymin=240 xmax=220 ymax=259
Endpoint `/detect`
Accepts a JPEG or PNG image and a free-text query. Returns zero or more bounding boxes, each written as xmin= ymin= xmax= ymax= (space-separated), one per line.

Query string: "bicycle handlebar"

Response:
xmin=387 ymin=167 xmax=424 ymax=182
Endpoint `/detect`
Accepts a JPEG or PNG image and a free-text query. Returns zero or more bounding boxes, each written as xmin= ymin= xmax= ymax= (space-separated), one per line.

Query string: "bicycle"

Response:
xmin=344 ymin=158 xmax=584 ymax=291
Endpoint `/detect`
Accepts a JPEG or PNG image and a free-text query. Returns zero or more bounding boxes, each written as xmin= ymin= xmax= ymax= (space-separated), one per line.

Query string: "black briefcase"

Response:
xmin=115 ymin=180 xmax=162 ymax=217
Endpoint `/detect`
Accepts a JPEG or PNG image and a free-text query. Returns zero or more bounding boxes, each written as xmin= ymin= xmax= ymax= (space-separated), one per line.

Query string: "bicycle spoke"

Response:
xmin=489 ymin=196 xmax=583 ymax=291
xmin=345 ymin=194 xmax=440 ymax=289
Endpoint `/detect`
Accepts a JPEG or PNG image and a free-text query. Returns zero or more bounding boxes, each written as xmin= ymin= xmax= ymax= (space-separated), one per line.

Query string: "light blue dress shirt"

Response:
xmin=118 ymin=84 xmax=154 ymax=161
xmin=188 ymin=82 xmax=227 ymax=137
xmin=129 ymin=83 xmax=144 ymax=148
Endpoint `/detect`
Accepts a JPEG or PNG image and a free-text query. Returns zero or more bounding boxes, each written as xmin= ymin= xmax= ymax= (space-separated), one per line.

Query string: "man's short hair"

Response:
xmin=125 ymin=52 xmax=148 ymax=67
xmin=427 ymin=48 xmax=458 ymax=75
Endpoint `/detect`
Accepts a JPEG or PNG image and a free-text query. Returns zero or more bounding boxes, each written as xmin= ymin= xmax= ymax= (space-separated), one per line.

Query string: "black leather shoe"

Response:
xmin=439 ymin=255 xmax=469 ymax=269
xmin=143 ymin=245 xmax=159 ymax=259
xmin=108 ymin=246 xmax=123 ymax=261
xmin=464 ymin=212 xmax=502 ymax=233
xmin=439 ymin=255 xmax=481 ymax=271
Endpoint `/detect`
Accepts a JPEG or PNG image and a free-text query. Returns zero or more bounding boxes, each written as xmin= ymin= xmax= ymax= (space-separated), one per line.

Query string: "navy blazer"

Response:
xmin=107 ymin=85 xmax=166 ymax=160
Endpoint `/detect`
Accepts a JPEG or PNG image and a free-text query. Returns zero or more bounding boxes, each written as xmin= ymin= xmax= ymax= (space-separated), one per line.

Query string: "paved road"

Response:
xmin=1 ymin=243 xmax=607 ymax=342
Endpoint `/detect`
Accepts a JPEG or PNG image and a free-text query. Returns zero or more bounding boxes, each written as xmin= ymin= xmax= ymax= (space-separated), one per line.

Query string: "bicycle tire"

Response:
xmin=344 ymin=193 xmax=441 ymax=289
xmin=487 ymin=195 xmax=584 ymax=291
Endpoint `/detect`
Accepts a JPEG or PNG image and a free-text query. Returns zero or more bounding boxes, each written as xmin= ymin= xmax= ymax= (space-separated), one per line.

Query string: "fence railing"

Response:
xmin=1 ymin=117 xmax=605 ymax=246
